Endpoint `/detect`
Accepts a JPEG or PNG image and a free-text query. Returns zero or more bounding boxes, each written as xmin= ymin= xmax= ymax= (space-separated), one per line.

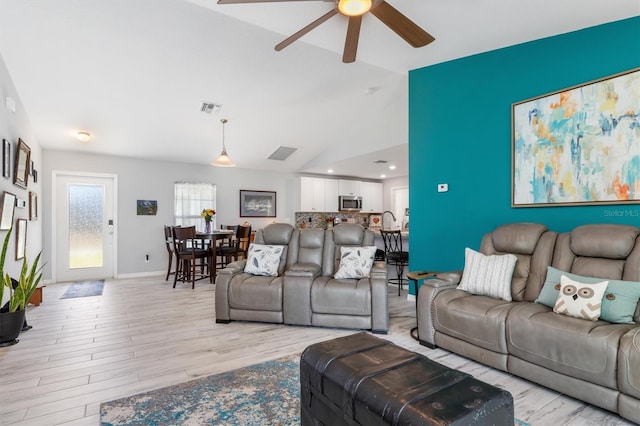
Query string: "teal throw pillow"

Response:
xmin=535 ymin=266 xmax=640 ymax=324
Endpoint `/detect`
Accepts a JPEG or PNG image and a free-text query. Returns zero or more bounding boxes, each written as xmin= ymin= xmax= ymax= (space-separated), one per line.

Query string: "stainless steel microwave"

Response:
xmin=339 ymin=195 xmax=362 ymax=212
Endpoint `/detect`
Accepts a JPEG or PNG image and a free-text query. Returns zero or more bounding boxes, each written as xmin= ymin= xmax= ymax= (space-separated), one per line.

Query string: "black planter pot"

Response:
xmin=0 ymin=309 xmax=26 ymax=347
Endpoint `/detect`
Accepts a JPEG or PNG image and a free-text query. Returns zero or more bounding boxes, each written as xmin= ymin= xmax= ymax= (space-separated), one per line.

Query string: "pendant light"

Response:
xmin=211 ymin=118 xmax=236 ymax=167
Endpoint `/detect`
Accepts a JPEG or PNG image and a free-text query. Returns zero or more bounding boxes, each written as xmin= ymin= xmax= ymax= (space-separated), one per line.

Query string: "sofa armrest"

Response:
xmin=218 ymin=259 xmax=247 ymax=276
xmin=370 ymin=261 xmax=387 ymax=280
xmin=416 ymin=271 xmax=461 ymax=347
xmin=283 ymin=263 xmax=321 ymax=326
xmin=285 ymin=263 xmax=321 ymax=278
xmin=215 ymin=260 xmax=247 ymax=322
xmin=432 ymin=271 xmax=463 ymax=287
xmin=370 ymin=262 xmax=389 ymax=333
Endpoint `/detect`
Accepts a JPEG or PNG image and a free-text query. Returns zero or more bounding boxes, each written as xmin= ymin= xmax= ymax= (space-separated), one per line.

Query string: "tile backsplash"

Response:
xmin=295 ymin=212 xmax=374 ymax=229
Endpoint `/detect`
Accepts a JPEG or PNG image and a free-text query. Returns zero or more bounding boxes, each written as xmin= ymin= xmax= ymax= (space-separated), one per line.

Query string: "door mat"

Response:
xmin=60 ymin=280 xmax=105 ymax=299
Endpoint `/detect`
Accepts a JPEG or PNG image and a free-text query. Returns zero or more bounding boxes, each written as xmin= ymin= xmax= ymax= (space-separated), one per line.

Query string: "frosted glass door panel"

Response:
xmin=68 ymin=184 xmax=104 ymax=269
xmin=55 ymin=173 xmax=115 ymax=282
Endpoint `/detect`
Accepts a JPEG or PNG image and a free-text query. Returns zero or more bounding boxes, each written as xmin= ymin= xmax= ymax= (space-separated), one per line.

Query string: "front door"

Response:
xmin=54 ymin=172 xmax=117 ymax=282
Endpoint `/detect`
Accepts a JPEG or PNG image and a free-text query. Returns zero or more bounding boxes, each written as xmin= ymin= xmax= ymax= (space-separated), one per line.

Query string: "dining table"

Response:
xmin=196 ymin=229 xmax=235 ymax=283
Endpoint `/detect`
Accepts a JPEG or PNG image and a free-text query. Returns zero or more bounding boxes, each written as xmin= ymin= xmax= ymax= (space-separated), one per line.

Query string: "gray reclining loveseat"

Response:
xmin=215 ymin=223 xmax=389 ymax=333
xmin=417 ymin=223 xmax=640 ymax=423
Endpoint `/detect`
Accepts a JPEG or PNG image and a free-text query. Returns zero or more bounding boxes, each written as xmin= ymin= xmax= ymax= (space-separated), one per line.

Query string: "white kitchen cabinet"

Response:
xmin=360 ymin=181 xmax=383 ymax=212
xmin=324 ymin=179 xmax=339 ymax=212
xmin=299 ymin=177 xmax=326 ymax=211
xmin=339 ymin=179 xmax=361 ymax=196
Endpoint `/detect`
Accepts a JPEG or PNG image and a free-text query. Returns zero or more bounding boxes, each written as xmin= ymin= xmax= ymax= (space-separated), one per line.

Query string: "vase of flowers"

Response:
xmin=201 ymin=208 xmax=216 ymax=233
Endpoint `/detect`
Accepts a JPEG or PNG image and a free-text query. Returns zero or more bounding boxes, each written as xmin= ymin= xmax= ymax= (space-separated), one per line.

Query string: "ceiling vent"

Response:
xmin=268 ymin=146 xmax=298 ymax=161
xmin=200 ymin=102 xmax=222 ymax=114
xmin=373 ymin=160 xmax=388 ymax=164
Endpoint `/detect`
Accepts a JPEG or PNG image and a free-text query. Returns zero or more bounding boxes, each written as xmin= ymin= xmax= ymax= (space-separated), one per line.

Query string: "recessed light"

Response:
xmin=380 ymin=174 xmax=386 ymax=178
xmin=76 ymin=131 xmax=91 ymax=142
xmin=389 ymin=165 xmax=396 ymax=170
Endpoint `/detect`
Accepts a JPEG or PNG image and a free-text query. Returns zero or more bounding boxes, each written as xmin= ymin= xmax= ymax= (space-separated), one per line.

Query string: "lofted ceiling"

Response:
xmin=0 ymin=0 xmax=637 ymax=180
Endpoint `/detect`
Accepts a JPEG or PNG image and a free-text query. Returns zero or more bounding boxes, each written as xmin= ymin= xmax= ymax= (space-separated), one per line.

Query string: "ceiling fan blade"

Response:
xmin=275 ymin=9 xmax=338 ymax=51
xmin=342 ymin=15 xmax=362 ymax=63
xmin=370 ymin=1 xmax=435 ymax=47
xmin=218 ymin=0 xmax=330 ymax=4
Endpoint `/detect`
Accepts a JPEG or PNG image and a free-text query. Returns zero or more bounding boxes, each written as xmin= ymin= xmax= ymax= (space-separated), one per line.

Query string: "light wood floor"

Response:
xmin=0 ymin=276 xmax=635 ymax=426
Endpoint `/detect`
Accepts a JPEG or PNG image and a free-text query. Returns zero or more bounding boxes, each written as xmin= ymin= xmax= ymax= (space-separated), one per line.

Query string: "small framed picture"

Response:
xmin=33 ymin=169 xmax=38 ymax=183
xmin=2 ymin=139 xmax=10 ymax=178
xmin=16 ymin=218 xmax=27 ymax=260
xmin=29 ymin=191 xmax=38 ymax=221
xmin=137 ymin=200 xmax=158 ymax=215
xmin=29 ymin=160 xmax=34 ymax=176
xmin=0 ymin=191 xmax=16 ymax=230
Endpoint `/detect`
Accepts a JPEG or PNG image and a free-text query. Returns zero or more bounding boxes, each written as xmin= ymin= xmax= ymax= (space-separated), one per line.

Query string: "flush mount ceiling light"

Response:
xmin=337 ymin=0 xmax=371 ymax=16
xmin=211 ymin=118 xmax=236 ymax=167
xmin=76 ymin=131 xmax=91 ymax=142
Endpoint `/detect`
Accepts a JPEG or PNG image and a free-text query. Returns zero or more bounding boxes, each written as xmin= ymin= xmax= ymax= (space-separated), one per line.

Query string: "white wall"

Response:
xmin=42 ymin=150 xmax=297 ymax=280
xmin=0 ymin=53 xmax=43 ymax=297
xmin=383 ymin=176 xmax=408 ymax=219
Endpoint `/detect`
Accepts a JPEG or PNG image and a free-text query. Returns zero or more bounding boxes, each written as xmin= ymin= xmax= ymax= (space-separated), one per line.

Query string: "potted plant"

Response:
xmin=0 ymin=226 xmax=43 ymax=347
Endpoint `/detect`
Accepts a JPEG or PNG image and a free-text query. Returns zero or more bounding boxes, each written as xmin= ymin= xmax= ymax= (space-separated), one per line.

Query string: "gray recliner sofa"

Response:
xmin=417 ymin=223 xmax=640 ymax=424
xmin=216 ymin=223 xmax=389 ymax=333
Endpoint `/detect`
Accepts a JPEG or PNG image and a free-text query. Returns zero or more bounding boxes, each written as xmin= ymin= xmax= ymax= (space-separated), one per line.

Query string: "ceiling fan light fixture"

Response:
xmin=211 ymin=118 xmax=236 ymax=167
xmin=337 ymin=0 xmax=371 ymax=17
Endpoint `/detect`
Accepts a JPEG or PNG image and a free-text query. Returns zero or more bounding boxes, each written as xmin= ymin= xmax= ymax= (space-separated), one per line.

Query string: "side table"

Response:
xmin=406 ymin=271 xmax=438 ymax=341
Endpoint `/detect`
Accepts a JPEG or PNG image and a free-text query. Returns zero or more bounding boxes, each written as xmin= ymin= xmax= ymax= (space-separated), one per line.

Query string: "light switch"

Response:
xmin=437 ymin=183 xmax=448 ymax=193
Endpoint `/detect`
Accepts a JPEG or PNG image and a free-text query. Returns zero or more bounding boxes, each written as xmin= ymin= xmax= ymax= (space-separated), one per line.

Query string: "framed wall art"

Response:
xmin=15 ymin=218 xmax=26 ymax=260
xmin=512 ymin=68 xmax=640 ymax=207
xmin=240 ymin=190 xmax=276 ymax=217
xmin=13 ymin=138 xmax=31 ymax=189
xmin=136 ymin=200 xmax=158 ymax=215
xmin=2 ymin=139 xmax=10 ymax=178
xmin=0 ymin=191 xmax=16 ymax=230
xmin=29 ymin=191 xmax=38 ymax=221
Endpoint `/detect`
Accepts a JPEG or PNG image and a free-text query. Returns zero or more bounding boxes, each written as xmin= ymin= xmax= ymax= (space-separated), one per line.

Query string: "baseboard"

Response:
xmin=116 ymin=271 xmax=165 ymax=279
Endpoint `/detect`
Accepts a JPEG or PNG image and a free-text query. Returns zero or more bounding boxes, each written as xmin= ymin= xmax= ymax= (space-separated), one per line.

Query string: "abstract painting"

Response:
xmin=512 ymin=68 xmax=639 ymax=207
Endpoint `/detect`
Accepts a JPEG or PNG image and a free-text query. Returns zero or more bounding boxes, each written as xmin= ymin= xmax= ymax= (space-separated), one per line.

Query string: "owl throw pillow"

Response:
xmin=553 ymin=275 xmax=609 ymax=321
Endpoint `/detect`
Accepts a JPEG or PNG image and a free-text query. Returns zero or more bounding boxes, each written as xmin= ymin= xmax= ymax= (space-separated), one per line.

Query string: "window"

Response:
xmin=174 ymin=182 xmax=216 ymax=232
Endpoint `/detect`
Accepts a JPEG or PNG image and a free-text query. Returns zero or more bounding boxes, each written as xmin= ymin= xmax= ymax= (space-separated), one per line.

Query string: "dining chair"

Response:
xmin=217 ymin=225 xmax=251 ymax=267
xmin=163 ymin=225 xmax=176 ymax=281
xmin=172 ymin=225 xmax=210 ymax=289
xmin=236 ymin=225 xmax=252 ymax=260
xmin=380 ymin=229 xmax=409 ymax=296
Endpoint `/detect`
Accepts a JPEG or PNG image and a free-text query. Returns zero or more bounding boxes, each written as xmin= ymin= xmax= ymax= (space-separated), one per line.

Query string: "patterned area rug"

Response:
xmin=60 ymin=280 xmax=105 ymax=299
xmin=100 ymin=354 xmax=530 ymax=426
xmin=100 ymin=355 xmax=300 ymax=426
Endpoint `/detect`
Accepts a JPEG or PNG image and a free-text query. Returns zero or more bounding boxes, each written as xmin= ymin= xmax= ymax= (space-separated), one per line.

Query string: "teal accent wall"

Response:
xmin=408 ymin=17 xmax=640 ymax=281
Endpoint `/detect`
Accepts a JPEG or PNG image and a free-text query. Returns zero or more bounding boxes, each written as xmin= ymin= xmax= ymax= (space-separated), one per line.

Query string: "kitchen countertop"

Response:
xmin=372 ymin=229 xmax=409 ymax=237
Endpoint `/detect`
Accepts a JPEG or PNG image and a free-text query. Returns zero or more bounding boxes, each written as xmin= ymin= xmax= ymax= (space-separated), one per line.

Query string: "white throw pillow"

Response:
xmin=244 ymin=244 xmax=285 ymax=277
xmin=457 ymin=248 xmax=517 ymax=301
xmin=553 ymin=275 xmax=609 ymax=321
xmin=334 ymin=246 xmax=377 ymax=279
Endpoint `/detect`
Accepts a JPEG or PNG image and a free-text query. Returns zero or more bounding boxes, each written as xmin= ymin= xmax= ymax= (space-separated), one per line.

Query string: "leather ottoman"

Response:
xmin=300 ymin=332 xmax=514 ymax=425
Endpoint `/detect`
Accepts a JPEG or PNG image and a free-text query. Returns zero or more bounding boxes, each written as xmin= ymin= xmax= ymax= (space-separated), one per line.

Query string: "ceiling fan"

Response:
xmin=216 ymin=0 xmax=435 ymax=63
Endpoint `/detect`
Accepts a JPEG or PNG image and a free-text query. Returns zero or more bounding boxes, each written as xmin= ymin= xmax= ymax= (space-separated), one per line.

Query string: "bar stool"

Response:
xmin=380 ymin=229 xmax=409 ymax=296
